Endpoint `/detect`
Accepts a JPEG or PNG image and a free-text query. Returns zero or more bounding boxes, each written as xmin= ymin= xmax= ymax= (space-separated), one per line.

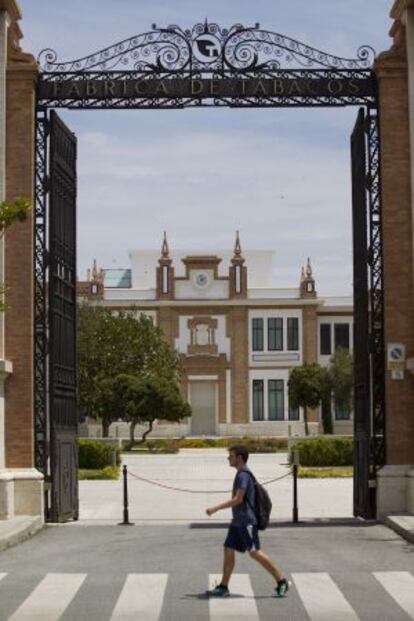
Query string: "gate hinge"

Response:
xmin=368 ymin=479 xmax=377 ymax=488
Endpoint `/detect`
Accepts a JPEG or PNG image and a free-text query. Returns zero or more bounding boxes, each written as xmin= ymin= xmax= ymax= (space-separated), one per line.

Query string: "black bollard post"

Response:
xmin=118 ymin=464 xmax=134 ymax=526
xmin=293 ymin=449 xmax=299 ymax=524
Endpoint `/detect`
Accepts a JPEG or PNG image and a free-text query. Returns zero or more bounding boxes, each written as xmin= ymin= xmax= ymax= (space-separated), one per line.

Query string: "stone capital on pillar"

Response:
xmin=391 ymin=0 xmax=414 ymax=22
xmin=0 ymin=0 xmax=36 ymax=69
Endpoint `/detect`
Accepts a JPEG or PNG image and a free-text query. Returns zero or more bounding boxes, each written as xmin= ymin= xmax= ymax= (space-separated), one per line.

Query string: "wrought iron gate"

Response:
xmin=33 ymin=23 xmax=386 ymax=521
xmin=351 ymin=108 xmax=385 ymax=519
xmin=34 ymin=109 xmax=78 ymax=522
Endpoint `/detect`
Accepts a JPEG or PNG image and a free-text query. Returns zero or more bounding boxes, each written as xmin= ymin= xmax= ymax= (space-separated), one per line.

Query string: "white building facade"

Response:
xmin=79 ymin=235 xmax=353 ymax=438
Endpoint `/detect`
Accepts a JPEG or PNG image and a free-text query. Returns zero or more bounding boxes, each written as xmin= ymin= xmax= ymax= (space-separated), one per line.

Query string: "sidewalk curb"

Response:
xmin=384 ymin=514 xmax=414 ymax=544
xmin=0 ymin=516 xmax=44 ymax=552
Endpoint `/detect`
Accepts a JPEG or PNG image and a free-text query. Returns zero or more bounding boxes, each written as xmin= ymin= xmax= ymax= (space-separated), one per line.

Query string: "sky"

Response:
xmin=19 ymin=0 xmax=393 ymax=295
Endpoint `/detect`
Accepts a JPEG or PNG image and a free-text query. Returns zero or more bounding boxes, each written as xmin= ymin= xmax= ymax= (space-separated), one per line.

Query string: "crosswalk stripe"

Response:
xmin=110 ymin=574 xmax=168 ymax=620
xmin=292 ymin=572 xmax=359 ymax=620
xmin=373 ymin=571 xmax=414 ymax=619
xmin=0 ymin=573 xmax=6 ymax=582
xmin=8 ymin=573 xmax=86 ymax=621
xmin=209 ymin=574 xmax=259 ymax=620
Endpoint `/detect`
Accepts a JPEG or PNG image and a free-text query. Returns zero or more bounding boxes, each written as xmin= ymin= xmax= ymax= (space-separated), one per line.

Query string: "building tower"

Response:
xmin=300 ymin=257 xmax=317 ymax=298
xmin=229 ymin=231 xmax=247 ymax=298
xmin=156 ymin=231 xmax=174 ymax=300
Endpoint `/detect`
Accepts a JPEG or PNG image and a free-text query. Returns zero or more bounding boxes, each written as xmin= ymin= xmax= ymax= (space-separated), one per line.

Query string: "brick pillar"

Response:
xmin=157 ymin=307 xmax=177 ymax=348
xmin=302 ymin=305 xmax=319 ymax=425
xmin=4 ymin=54 xmax=38 ymax=468
xmin=375 ymin=23 xmax=414 ymax=515
xmin=218 ymin=368 xmax=226 ymax=424
xmin=376 ymin=49 xmax=414 ymax=466
xmin=230 ymin=307 xmax=248 ymax=423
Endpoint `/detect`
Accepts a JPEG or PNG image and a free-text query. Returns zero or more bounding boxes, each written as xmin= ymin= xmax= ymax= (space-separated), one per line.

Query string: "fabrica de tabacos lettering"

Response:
xmin=40 ymin=75 xmax=375 ymax=101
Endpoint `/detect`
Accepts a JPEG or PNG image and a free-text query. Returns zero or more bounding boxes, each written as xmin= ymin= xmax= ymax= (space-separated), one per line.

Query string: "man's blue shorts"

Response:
xmin=224 ymin=524 xmax=261 ymax=553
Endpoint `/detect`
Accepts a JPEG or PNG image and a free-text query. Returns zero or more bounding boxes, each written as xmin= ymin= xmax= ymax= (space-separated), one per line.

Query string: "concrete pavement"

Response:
xmin=0 ymin=516 xmax=43 ymax=552
xmin=0 ymin=521 xmax=413 ymax=620
xmin=77 ymin=450 xmax=353 ymax=524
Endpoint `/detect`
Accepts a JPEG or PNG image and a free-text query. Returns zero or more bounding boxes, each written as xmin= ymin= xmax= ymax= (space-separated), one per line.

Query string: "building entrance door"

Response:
xmin=190 ymin=381 xmax=217 ymax=436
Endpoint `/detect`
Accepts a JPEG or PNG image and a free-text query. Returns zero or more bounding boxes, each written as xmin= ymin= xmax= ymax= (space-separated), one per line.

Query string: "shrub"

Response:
xmin=78 ymin=439 xmax=121 ymax=469
xmin=289 ymin=437 xmax=353 ymax=467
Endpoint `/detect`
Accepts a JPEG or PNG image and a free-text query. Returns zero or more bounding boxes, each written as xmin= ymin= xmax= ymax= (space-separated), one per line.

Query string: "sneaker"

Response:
xmin=206 ymin=584 xmax=230 ymax=597
xmin=273 ymin=578 xmax=290 ymax=598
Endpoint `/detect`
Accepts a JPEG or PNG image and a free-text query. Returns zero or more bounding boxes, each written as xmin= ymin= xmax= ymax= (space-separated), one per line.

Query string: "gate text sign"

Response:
xmin=38 ymin=75 xmax=376 ymax=102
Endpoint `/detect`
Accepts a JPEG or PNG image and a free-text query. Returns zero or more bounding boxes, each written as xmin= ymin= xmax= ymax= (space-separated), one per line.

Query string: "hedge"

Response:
xmin=78 ymin=439 xmax=121 ymax=469
xmin=78 ymin=466 xmax=120 ymax=480
xmin=123 ymin=436 xmax=288 ymax=452
xmin=289 ymin=437 xmax=353 ymax=467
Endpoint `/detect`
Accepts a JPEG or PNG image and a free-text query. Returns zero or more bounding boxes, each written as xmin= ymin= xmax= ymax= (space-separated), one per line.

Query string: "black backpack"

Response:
xmin=243 ymin=470 xmax=272 ymax=531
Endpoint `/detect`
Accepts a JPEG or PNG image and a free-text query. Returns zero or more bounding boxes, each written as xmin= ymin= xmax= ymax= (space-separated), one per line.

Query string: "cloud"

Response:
xmin=18 ymin=0 xmax=391 ymax=295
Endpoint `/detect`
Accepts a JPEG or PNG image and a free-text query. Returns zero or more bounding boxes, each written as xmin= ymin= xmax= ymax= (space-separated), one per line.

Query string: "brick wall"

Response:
xmin=376 ymin=45 xmax=414 ymax=465
xmin=4 ymin=59 xmax=37 ymax=467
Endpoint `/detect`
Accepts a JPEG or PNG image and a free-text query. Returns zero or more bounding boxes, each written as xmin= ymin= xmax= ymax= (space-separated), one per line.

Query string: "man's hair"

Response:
xmin=229 ymin=445 xmax=249 ymax=463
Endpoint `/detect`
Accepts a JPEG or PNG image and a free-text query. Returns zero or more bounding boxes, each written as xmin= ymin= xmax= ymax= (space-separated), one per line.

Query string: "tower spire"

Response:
xmin=306 ymin=257 xmax=313 ymax=278
xmin=233 ymin=230 xmax=242 ymax=258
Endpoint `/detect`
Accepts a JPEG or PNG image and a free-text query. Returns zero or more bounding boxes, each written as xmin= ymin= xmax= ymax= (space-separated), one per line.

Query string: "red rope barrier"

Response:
xmin=127 ymin=469 xmax=291 ymax=494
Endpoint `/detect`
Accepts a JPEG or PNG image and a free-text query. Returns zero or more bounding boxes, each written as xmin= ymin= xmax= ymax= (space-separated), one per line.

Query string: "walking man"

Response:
xmin=205 ymin=445 xmax=289 ymax=598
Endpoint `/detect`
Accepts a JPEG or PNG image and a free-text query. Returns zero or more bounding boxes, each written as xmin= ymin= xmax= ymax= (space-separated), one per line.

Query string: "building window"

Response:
xmin=287 ymin=318 xmax=299 ymax=351
xmin=253 ymin=380 xmax=264 ymax=420
xmin=252 ymin=318 xmax=264 ymax=351
xmin=268 ymin=318 xmax=283 ymax=351
xmin=320 ymin=324 xmax=331 ymax=355
xmin=334 ymin=324 xmax=350 ymax=351
xmin=335 ymin=404 xmax=351 ymax=420
xmin=268 ymin=380 xmax=284 ymax=420
xmin=162 ymin=265 xmax=169 ymax=293
xmin=288 ymin=401 xmax=300 ymax=421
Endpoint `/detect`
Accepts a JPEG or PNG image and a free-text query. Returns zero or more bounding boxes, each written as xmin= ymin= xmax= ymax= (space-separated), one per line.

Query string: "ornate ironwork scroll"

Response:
xmin=367 ymin=109 xmax=386 ymax=471
xmin=37 ymin=22 xmax=377 ymax=109
xmin=38 ymin=22 xmax=375 ymax=73
xmin=34 ymin=108 xmax=48 ymax=476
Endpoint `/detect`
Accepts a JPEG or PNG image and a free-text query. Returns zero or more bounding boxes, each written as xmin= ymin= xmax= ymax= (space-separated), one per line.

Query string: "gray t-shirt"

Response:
xmin=231 ymin=468 xmax=257 ymax=527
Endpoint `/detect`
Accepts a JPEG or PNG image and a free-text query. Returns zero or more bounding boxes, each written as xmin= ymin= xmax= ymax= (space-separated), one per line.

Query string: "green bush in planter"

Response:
xmin=78 ymin=439 xmax=121 ymax=469
xmin=289 ymin=437 xmax=353 ymax=467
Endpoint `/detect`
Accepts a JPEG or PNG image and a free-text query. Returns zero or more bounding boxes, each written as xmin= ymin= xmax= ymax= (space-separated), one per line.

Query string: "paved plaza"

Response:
xmin=78 ymin=449 xmax=352 ymax=524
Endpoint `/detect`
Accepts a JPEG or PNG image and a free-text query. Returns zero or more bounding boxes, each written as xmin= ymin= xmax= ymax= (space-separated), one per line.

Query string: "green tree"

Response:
xmin=119 ymin=374 xmax=191 ymax=444
xmin=288 ymin=363 xmax=326 ymax=436
xmin=319 ymin=349 xmax=354 ymax=434
xmin=0 ymin=197 xmax=31 ymax=311
xmin=0 ymin=197 xmax=31 ymax=233
xmin=77 ymin=306 xmax=183 ymax=436
xmin=328 ymin=348 xmax=354 ymax=416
